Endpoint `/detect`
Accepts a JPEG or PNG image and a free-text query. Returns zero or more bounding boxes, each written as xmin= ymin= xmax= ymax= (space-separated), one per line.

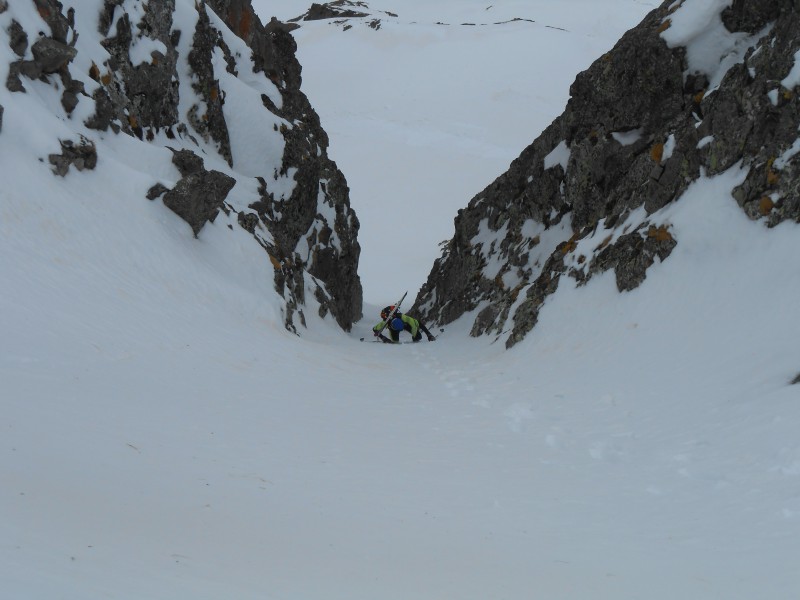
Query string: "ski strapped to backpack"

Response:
xmin=374 ymin=291 xmax=407 ymax=338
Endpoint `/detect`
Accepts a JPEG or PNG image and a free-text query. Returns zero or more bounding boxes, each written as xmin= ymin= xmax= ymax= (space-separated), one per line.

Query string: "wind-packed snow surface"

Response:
xmin=3 ymin=1 xmax=800 ymax=599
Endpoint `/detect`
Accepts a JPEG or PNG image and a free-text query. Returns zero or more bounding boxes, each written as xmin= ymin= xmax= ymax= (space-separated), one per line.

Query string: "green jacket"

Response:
xmin=373 ymin=312 xmax=419 ymax=337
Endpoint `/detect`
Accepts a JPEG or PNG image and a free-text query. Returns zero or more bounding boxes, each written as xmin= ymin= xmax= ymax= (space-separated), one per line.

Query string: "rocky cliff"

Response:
xmin=1 ymin=0 xmax=362 ymax=332
xmin=414 ymin=0 xmax=800 ymax=347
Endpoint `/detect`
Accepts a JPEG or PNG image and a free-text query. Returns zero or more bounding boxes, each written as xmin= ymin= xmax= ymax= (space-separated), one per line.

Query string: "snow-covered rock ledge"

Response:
xmin=414 ymin=0 xmax=800 ymax=348
xmin=0 ymin=0 xmax=362 ymax=332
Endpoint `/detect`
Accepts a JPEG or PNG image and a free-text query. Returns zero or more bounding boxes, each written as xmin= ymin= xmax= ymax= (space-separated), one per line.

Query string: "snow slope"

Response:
xmin=3 ymin=1 xmax=800 ymax=599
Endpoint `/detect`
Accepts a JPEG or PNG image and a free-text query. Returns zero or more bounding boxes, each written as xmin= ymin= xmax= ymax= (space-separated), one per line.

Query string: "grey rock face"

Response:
xmin=287 ymin=1 xmax=397 ymax=30
xmin=588 ymin=225 xmax=677 ymax=293
xmin=161 ymin=150 xmax=237 ymax=237
xmin=95 ymin=0 xmax=180 ymax=135
xmin=8 ymin=20 xmax=28 ymax=57
xmin=146 ymin=183 xmax=169 ymax=201
xmin=49 ymin=137 xmax=98 ymax=176
xmin=5 ymin=0 xmax=78 ymax=95
xmin=301 ymin=2 xmax=369 ymax=21
xmin=31 ymin=0 xmax=73 ymax=44
xmin=716 ymin=6 xmax=800 ymax=226
xmin=415 ymin=0 xmax=800 ymax=348
xmin=30 ymin=37 xmax=77 ymax=73
xmin=721 ymin=0 xmax=786 ymax=33
xmin=3 ymin=0 xmax=362 ymax=332
xmin=171 ymin=149 xmax=206 ymax=177
xmin=207 ymin=0 xmax=363 ymax=330
xmin=187 ymin=4 xmax=234 ymax=166
xmin=5 ymin=62 xmax=23 ymax=92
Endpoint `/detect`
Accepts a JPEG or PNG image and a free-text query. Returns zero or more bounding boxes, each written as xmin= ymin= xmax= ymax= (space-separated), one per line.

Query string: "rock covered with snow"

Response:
xmin=1 ymin=0 xmax=362 ymax=332
xmin=288 ymin=1 xmax=393 ymax=28
xmin=414 ymin=0 xmax=800 ymax=347
xmin=298 ymin=2 xmax=370 ymax=22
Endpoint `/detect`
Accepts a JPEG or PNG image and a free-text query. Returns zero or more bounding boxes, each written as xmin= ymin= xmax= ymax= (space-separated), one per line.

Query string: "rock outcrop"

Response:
xmin=3 ymin=0 xmax=362 ymax=332
xmin=414 ymin=0 xmax=800 ymax=347
xmin=49 ymin=137 xmax=98 ymax=176
xmin=207 ymin=0 xmax=364 ymax=329
xmin=150 ymin=149 xmax=237 ymax=237
xmin=301 ymin=2 xmax=370 ymax=22
xmin=288 ymin=1 xmax=397 ymax=30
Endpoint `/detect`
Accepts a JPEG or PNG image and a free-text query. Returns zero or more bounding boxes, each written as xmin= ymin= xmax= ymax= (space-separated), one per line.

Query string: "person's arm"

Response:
xmin=373 ymin=321 xmax=394 ymax=343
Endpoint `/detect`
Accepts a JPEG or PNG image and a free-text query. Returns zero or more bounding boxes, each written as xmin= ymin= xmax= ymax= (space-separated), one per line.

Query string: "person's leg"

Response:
xmin=419 ymin=322 xmax=435 ymax=341
xmin=404 ymin=322 xmax=421 ymax=342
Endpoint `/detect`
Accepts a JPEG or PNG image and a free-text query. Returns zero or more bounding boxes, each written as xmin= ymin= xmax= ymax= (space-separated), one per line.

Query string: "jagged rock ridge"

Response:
xmin=289 ymin=1 xmax=396 ymax=31
xmin=413 ymin=0 xmax=800 ymax=348
xmin=1 ymin=0 xmax=362 ymax=332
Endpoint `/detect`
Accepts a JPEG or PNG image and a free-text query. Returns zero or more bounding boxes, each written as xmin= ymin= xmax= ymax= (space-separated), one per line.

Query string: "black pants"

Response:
xmin=390 ymin=321 xmax=430 ymax=342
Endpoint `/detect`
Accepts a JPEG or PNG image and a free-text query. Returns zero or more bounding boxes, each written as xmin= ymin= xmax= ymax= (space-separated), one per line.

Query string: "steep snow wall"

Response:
xmin=414 ymin=0 xmax=800 ymax=347
xmin=0 ymin=0 xmax=362 ymax=332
